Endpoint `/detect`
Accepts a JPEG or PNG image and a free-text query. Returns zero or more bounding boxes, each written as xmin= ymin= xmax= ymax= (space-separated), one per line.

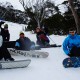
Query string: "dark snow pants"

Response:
xmin=0 ymin=47 xmax=12 ymax=60
xmin=68 ymin=46 xmax=80 ymax=57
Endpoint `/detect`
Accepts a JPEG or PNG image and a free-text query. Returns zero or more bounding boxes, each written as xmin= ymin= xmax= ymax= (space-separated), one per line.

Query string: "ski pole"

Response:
xmin=47 ymin=35 xmax=57 ymax=45
xmin=48 ymin=36 xmax=62 ymax=47
xmin=47 ymin=35 xmax=61 ymax=47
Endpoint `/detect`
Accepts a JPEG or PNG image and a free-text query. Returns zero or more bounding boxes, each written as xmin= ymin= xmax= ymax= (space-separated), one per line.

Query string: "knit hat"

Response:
xmin=69 ymin=28 xmax=76 ymax=31
xmin=20 ymin=32 xmax=24 ymax=35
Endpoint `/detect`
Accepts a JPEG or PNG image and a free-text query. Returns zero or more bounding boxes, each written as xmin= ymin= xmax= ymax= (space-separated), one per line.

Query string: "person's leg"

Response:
xmin=30 ymin=42 xmax=35 ymax=50
xmin=69 ymin=46 xmax=80 ymax=57
xmin=76 ymin=47 xmax=80 ymax=56
xmin=0 ymin=47 xmax=4 ymax=60
xmin=45 ymin=41 xmax=50 ymax=46
xmin=41 ymin=39 xmax=50 ymax=47
xmin=36 ymin=40 xmax=44 ymax=47
xmin=2 ymin=47 xmax=14 ymax=61
xmin=30 ymin=41 xmax=41 ymax=50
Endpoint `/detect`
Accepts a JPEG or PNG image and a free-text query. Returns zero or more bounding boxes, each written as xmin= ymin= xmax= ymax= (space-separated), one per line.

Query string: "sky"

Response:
xmin=0 ymin=0 xmax=67 ymax=11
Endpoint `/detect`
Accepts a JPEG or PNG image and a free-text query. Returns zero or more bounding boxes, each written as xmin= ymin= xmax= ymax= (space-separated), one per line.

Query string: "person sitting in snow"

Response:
xmin=63 ymin=28 xmax=80 ymax=57
xmin=35 ymin=27 xmax=50 ymax=47
xmin=15 ymin=32 xmax=36 ymax=50
xmin=0 ymin=24 xmax=14 ymax=61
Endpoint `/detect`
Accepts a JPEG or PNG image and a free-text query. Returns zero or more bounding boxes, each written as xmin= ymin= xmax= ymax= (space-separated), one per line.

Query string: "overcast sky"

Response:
xmin=0 ymin=0 xmax=67 ymax=11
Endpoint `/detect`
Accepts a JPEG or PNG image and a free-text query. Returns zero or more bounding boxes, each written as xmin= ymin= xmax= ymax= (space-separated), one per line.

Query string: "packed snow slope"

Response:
xmin=0 ymin=21 xmax=80 ymax=80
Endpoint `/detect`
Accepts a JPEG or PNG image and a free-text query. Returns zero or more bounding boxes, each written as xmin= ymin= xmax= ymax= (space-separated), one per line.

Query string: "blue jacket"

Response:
xmin=63 ymin=34 xmax=80 ymax=55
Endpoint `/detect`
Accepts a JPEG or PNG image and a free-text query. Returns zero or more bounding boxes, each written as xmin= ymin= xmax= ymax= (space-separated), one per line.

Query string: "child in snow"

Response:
xmin=35 ymin=27 xmax=50 ymax=47
xmin=63 ymin=28 xmax=80 ymax=57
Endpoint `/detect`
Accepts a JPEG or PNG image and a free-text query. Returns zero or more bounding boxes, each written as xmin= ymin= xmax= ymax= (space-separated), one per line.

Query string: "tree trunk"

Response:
xmin=68 ymin=0 xmax=80 ymax=34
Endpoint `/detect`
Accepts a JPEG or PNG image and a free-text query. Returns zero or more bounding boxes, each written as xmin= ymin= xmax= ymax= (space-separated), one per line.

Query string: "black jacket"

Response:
xmin=1 ymin=29 xmax=10 ymax=41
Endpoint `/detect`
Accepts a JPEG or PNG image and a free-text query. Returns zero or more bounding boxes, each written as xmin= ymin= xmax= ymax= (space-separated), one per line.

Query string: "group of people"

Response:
xmin=13 ymin=26 xmax=80 ymax=58
xmin=0 ymin=21 xmax=50 ymax=61
xmin=36 ymin=27 xmax=80 ymax=57
xmin=15 ymin=27 xmax=50 ymax=50
xmin=0 ymin=20 xmax=80 ymax=62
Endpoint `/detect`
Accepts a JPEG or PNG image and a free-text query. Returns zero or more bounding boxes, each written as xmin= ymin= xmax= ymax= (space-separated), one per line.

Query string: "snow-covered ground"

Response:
xmin=0 ymin=21 xmax=80 ymax=80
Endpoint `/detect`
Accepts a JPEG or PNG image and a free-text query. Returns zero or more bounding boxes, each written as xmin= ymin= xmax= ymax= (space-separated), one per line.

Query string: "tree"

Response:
xmin=68 ymin=0 xmax=80 ymax=34
xmin=19 ymin=0 xmax=59 ymax=28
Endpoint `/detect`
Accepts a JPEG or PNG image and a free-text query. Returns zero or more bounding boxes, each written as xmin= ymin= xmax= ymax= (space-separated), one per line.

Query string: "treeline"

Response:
xmin=0 ymin=0 xmax=80 ymax=35
xmin=0 ymin=2 xmax=28 ymax=24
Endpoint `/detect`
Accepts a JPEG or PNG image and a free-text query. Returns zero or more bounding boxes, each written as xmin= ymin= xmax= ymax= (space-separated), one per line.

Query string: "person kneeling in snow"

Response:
xmin=35 ymin=27 xmax=50 ymax=47
xmin=63 ymin=28 xmax=80 ymax=57
xmin=15 ymin=32 xmax=36 ymax=50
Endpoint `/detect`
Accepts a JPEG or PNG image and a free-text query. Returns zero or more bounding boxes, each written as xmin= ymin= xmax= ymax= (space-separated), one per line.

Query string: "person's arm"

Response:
xmin=15 ymin=42 xmax=20 ymax=50
xmin=6 ymin=30 xmax=10 ymax=41
xmin=25 ymin=37 xmax=32 ymax=46
xmin=78 ymin=35 xmax=80 ymax=47
xmin=63 ymin=38 xmax=70 ymax=55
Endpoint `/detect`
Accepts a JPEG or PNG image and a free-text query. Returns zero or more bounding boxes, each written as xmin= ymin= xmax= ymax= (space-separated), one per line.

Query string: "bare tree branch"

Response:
xmin=19 ymin=0 xmax=58 ymax=27
xmin=68 ymin=0 xmax=80 ymax=34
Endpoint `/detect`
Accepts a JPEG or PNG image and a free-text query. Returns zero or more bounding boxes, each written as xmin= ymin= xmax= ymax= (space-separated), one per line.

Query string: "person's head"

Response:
xmin=69 ymin=28 xmax=76 ymax=36
xmin=36 ymin=27 xmax=41 ymax=33
xmin=19 ymin=32 xmax=25 ymax=38
xmin=4 ymin=24 xmax=8 ymax=30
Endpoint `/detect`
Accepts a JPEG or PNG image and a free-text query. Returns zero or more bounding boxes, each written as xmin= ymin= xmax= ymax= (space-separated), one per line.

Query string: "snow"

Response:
xmin=0 ymin=21 xmax=80 ymax=80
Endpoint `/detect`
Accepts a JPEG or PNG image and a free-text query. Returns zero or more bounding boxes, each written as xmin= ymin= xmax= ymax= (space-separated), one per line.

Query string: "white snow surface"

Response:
xmin=0 ymin=21 xmax=80 ymax=80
